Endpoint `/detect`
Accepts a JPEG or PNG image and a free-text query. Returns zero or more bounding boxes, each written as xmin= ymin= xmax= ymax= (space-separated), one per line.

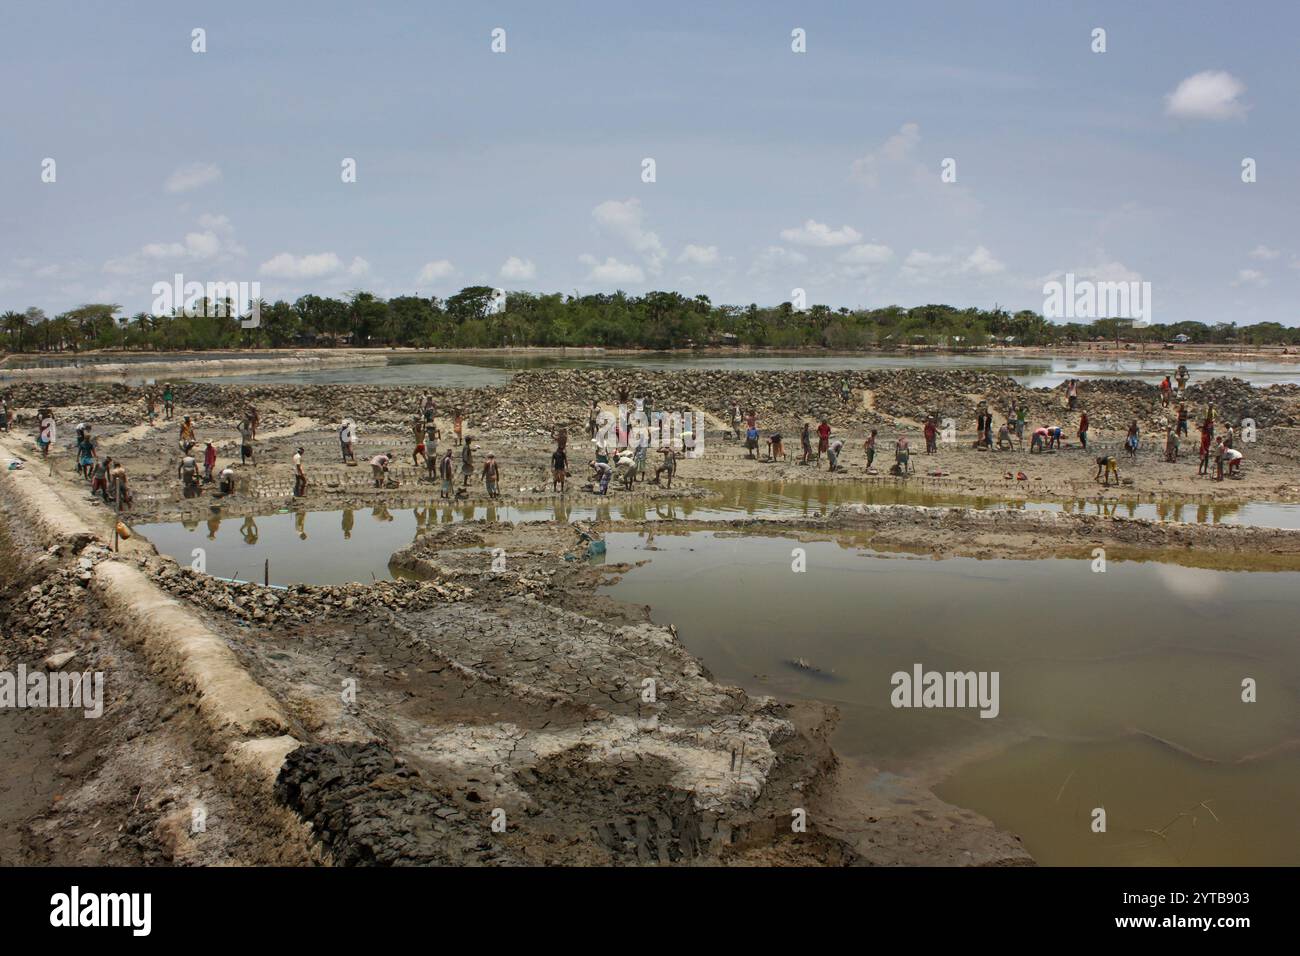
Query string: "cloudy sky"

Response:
xmin=1 ymin=0 xmax=1296 ymax=324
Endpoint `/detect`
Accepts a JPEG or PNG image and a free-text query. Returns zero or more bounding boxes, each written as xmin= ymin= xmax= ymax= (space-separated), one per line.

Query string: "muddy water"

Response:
xmin=700 ymin=479 xmax=1300 ymax=529
xmin=182 ymin=351 xmax=1300 ymax=388
xmin=138 ymin=481 xmax=1300 ymax=587
xmin=598 ymin=531 xmax=1300 ymax=866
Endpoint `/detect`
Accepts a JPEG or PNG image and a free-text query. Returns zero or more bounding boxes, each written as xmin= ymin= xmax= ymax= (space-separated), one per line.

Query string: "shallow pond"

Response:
xmin=181 ymin=351 xmax=1300 ymax=388
xmin=599 ymin=531 xmax=1300 ymax=866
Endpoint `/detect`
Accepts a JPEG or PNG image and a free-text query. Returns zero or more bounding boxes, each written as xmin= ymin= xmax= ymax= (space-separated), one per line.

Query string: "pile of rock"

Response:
xmin=149 ymin=562 xmax=474 ymax=627
xmin=10 ymin=368 xmax=1298 ymax=438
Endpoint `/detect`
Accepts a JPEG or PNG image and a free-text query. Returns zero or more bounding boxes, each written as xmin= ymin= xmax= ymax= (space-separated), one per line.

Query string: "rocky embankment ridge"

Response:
xmin=7 ymin=368 xmax=1297 ymax=433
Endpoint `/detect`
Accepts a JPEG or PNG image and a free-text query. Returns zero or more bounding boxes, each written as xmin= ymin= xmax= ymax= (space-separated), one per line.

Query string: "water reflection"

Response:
xmin=140 ymin=484 xmax=1300 ymax=588
xmin=602 ymin=531 xmax=1300 ymax=866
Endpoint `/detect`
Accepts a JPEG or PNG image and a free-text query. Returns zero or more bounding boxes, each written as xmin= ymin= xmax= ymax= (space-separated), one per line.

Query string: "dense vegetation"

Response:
xmin=3 ymin=289 xmax=1298 ymax=353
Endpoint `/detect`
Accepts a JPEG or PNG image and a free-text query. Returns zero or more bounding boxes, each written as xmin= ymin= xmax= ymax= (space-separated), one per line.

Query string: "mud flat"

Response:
xmin=0 ymin=351 xmax=387 ymax=384
xmin=6 ymin=366 xmax=1300 ymax=866
xmin=1 ymin=433 xmax=1028 ymax=865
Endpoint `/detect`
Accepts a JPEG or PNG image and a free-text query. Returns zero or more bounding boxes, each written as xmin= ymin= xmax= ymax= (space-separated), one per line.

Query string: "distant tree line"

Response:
xmin=4 ymin=288 xmax=1298 ymax=353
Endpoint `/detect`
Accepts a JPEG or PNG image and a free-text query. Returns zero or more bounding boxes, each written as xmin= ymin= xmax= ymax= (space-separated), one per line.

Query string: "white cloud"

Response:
xmin=1164 ymin=71 xmax=1248 ymax=121
xmin=499 ymin=256 xmax=537 ymax=281
xmin=838 ymin=243 xmax=894 ymax=266
xmin=1039 ymin=259 xmax=1144 ymax=287
xmin=259 ymin=252 xmax=344 ymax=279
xmin=197 ymin=213 xmax=233 ymax=232
xmin=347 ymin=257 xmax=371 ymax=278
xmin=901 ymin=250 xmax=953 ymax=279
xmin=677 ymin=244 xmax=719 ymax=266
xmin=779 ymin=219 xmax=862 ymax=247
xmin=580 ymin=255 xmax=644 ymax=284
xmin=748 ymin=245 xmax=809 ymax=277
xmin=416 ymin=259 xmax=457 ymax=283
xmin=165 ymin=162 xmax=223 ymax=193
xmin=1233 ymin=268 xmax=1267 ymax=287
xmin=900 ymin=246 xmax=1005 ymax=281
xmin=591 ymin=199 xmax=665 ymax=271
xmin=963 ymin=245 xmax=1005 ymax=275
xmin=103 ymin=216 xmax=245 ymax=275
xmin=1249 ymin=245 xmax=1280 ymax=260
xmin=850 ymin=122 xmax=920 ymax=187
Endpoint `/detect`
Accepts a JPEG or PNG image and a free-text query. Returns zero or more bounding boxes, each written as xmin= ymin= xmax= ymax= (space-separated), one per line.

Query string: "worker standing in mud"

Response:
xmin=1125 ymin=420 xmax=1140 ymax=459
xmin=1177 ymin=403 xmax=1189 ymax=438
xmin=179 ymin=415 xmax=196 ymax=451
xmin=894 ymin=433 xmax=911 ymax=474
xmin=1095 ymin=454 xmax=1119 ymax=486
xmin=461 ymin=436 xmax=475 ymax=488
xmin=1077 ymin=411 xmax=1089 ymax=450
xmin=482 ymin=453 xmax=500 ymax=498
xmin=238 ymin=416 xmax=255 ymax=465
xmin=203 ymin=441 xmax=217 ymax=482
xmin=744 ymin=421 xmax=759 ymax=459
xmin=412 ymin=417 xmax=428 ymax=468
xmin=614 ymin=449 xmax=637 ymax=490
xmin=178 ymin=449 xmax=201 ymax=496
xmin=923 ymin=416 xmax=937 ymax=453
xmin=110 ymin=462 xmax=131 ymax=507
xmin=864 ymin=429 xmax=877 ymax=471
xmin=800 ymin=422 xmax=813 ymax=464
xmin=293 ymin=446 xmax=308 ymax=497
xmin=371 ymin=451 xmax=392 ymax=488
xmin=91 ymin=456 xmax=111 ymax=501
xmin=1198 ymin=422 xmax=1213 ymax=475
xmin=339 ymin=418 xmax=357 ymax=464
xmin=1016 ymin=403 xmax=1027 ymax=444
xmin=827 ymin=436 xmax=844 ymax=471
xmin=551 ymin=443 xmax=567 ymax=493
xmin=590 ymin=458 xmax=613 ymax=495
xmin=453 ymin=408 xmax=464 ymax=446
xmin=816 ymin=419 xmax=831 ymax=461
xmin=37 ymin=409 xmax=56 ymax=458
xmin=440 ymin=448 xmax=455 ymax=498
xmin=162 ymin=384 xmax=175 ymax=420
xmin=653 ymin=445 xmax=677 ymax=488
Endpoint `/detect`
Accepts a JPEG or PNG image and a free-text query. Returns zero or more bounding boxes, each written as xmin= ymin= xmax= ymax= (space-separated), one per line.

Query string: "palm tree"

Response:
xmin=2 ymin=310 xmax=26 ymax=351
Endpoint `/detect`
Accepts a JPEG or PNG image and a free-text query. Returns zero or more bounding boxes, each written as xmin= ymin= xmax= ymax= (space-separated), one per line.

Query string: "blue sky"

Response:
xmin=2 ymin=0 xmax=1297 ymax=324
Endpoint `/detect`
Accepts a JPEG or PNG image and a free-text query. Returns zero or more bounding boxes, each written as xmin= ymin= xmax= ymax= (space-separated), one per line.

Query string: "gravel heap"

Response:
xmin=6 ymin=368 xmax=1298 ymax=436
xmin=147 ymin=561 xmax=474 ymax=626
